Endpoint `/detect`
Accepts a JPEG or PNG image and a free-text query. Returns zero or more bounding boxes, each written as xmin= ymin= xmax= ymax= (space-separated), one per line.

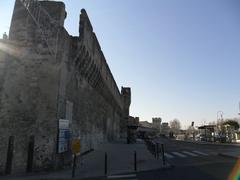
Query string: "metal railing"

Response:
xmin=145 ymin=139 xmax=166 ymax=166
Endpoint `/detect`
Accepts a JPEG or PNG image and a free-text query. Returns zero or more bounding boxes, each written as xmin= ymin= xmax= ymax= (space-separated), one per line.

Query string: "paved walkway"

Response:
xmin=3 ymin=139 xmax=166 ymax=180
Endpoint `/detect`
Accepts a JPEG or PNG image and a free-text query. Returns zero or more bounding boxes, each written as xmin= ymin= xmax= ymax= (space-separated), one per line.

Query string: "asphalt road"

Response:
xmin=136 ymin=138 xmax=240 ymax=180
xmin=101 ymin=138 xmax=240 ymax=180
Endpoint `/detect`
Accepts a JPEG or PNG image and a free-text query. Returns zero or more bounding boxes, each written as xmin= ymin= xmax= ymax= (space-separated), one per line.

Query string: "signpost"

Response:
xmin=71 ymin=139 xmax=80 ymax=178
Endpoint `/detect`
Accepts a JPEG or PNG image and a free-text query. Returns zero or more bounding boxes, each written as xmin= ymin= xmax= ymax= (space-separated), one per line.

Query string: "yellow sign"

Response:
xmin=71 ymin=139 xmax=80 ymax=154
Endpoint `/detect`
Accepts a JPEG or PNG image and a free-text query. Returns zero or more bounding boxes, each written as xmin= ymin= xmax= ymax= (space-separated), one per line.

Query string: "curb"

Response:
xmin=110 ymin=164 xmax=174 ymax=175
xmin=104 ymin=165 xmax=175 ymax=177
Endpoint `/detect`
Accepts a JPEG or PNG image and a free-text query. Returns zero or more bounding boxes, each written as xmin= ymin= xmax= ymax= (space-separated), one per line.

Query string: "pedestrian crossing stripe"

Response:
xmin=172 ymin=152 xmax=187 ymax=158
xmin=108 ymin=174 xmax=137 ymax=179
xmin=164 ymin=151 xmax=209 ymax=159
xmin=192 ymin=150 xmax=208 ymax=156
xmin=182 ymin=151 xmax=198 ymax=157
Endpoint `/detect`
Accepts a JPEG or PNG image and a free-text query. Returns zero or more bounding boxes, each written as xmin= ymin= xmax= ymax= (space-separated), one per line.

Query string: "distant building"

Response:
xmin=160 ymin=122 xmax=170 ymax=136
xmin=2 ymin=32 xmax=8 ymax=40
xmin=127 ymin=116 xmax=139 ymax=143
xmin=152 ymin=117 xmax=162 ymax=132
xmin=138 ymin=121 xmax=157 ymax=139
xmin=139 ymin=121 xmax=152 ymax=128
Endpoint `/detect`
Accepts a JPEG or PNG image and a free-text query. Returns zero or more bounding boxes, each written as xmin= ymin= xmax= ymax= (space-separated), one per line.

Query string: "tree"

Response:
xmin=169 ymin=119 xmax=181 ymax=135
xmin=223 ymin=120 xmax=240 ymax=130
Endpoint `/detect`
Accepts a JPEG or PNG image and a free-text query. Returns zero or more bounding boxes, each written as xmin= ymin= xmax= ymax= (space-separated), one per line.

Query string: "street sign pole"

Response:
xmin=71 ymin=139 xmax=81 ymax=178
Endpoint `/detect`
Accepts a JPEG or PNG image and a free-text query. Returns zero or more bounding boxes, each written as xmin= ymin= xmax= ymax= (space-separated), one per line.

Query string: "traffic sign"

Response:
xmin=71 ymin=139 xmax=80 ymax=154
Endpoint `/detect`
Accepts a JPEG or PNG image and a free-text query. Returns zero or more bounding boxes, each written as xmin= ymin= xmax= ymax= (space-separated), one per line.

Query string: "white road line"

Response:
xmin=192 ymin=150 xmax=208 ymax=156
xmin=108 ymin=174 xmax=136 ymax=179
xmin=172 ymin=152 xmax=187 ymax=158
xmin=182 ymin=151 xmax=198 ymax=157
xmin=164 ymin=153 xmax=174 ymax=159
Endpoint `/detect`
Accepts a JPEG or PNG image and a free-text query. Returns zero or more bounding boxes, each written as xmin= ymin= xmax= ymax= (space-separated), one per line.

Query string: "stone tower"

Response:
xmin=121 ymin=87 xmax=131 ymax=137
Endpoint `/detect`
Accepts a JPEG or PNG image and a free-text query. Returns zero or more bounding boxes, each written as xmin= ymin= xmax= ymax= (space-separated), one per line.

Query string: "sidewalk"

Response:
xmin=4 ymin=139 xmax=168 ymax=180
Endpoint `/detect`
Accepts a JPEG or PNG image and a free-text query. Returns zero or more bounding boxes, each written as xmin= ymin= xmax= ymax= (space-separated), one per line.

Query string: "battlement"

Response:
xmin=79 ymin=9 xmax=93 ymax=37
xmin=8 ymin=0 xmax=123 ymax=109
xmin=79 ymin=9 xmax=123 ymax=109
xmin=121 ymin=87 xmax=131 ymax=107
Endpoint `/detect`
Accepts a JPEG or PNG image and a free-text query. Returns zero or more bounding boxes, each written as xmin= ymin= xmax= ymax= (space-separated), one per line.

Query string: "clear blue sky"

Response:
xmin=1 ymin=0 xmax=240 ymax=128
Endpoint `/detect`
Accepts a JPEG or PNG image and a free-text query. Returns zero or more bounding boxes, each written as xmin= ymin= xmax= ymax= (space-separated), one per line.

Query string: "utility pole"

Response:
xmin=191 ymin=121 xmax=195 ymax=141
xmin=238 ymin=101 xmax=240 ymax=115
xmin=217 ymin=111 xmax=224 ymax=142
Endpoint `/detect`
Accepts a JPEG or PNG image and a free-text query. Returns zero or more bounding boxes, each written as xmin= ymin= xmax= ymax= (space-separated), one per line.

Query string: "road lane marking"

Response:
xmin=164 ymin=153 xmax=174 ymax=159
xmin=192 ymin=150 xmax=208 ymax=156
xmin=182 ymin=151 xmax=198 ymax=157
xmin=172 ymin=152 xmax=187 ymax=158
xmin=108 ymin=174 xmax=136 ymax=179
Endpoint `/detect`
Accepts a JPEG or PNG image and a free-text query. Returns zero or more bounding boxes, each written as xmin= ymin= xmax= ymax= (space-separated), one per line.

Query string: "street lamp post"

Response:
xmin=238 ymin=101 xmax=240 ymax=115
xmin=191 ymin=121 xmax=195 ymax=141
xmin=217 ymin=111 xmax=224 ymax=142
xmin=217 ymin=111 xmax=223 ymax=123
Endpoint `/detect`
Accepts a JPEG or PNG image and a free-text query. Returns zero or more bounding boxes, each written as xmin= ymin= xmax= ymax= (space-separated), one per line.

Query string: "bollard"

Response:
xmin=152 ymin=141 xmax=155 ymax=157
xmin=157 ymin=143 xmax=159 ymax=159
xmin=104 ymin=152 xmax=107 ymax=176
xmin=134 ymin=151 xmax=137 ymax=171
xmin=5 ymin=136 xmax=14 ymax=175
xmin=152 ymin=142 xmax=155 ymax=151
xmin=161 ymin=144 xmax=165 ymax=166
xmin=26 ymin=136 xmax=35 ymax=173
xmin=151 ymin=141 xmax=154 ymax=155
xmin=154 ymin=143 xmax=157 ymax=159
xmin=72 ymin=154 xmax=77 ymax=178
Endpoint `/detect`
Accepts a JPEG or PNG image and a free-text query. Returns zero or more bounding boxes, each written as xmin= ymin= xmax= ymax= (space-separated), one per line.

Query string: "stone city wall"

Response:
xmin=0 ymin=0 xmax=131 ymax=174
